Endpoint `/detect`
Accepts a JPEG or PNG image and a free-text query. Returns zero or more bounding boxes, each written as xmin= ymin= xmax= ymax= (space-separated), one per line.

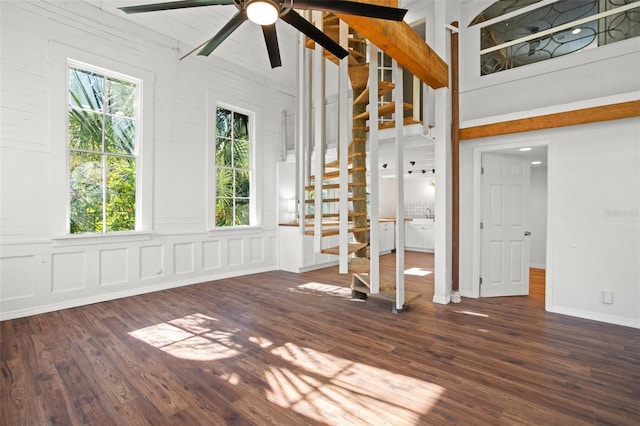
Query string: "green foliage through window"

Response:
xmin=68 ymin=66 xmax=138 ymax=233
xmin=215 ymin=107 xmax=251 ymax=227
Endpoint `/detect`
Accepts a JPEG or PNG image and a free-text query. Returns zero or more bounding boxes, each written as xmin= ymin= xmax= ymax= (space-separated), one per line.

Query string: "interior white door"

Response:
xmin=480 ymin=153 xmax=531 ymax=297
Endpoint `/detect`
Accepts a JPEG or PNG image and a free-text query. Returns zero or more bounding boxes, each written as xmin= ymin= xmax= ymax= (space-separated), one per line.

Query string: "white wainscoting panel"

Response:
xmin=227 ymin=239 xmax=244 ymax=267
xmin=174 ymin=242 xmax=194 ymax=275
xmin=250 ymin=237 xmax=264 ymax=264
xmin=202 ymin=240 xmax=221 ymax=271
xmin=52 ymin=252 xmax=86 ymax=293
xmin=100 ymin=248 xmax=129 ymax=286
xmin=0 ymin=256 xmax=36 ymax=300
xmin=140 ymin=245 xmax=164 ymax=280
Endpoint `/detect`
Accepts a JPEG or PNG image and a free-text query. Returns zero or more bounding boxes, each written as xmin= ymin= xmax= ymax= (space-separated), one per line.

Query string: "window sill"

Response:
xmin=52 ymin=231 xmax=153 ymax=247
xmin=207 ymin=226 xmax=264 ymax=237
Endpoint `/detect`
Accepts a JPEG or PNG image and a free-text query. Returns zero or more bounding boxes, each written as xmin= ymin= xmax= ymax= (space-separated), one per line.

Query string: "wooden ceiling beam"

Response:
xmin=459 ymin=100 xmax=640 ymax=140
xmin=334 ymin=1 xmax=449 ymax=89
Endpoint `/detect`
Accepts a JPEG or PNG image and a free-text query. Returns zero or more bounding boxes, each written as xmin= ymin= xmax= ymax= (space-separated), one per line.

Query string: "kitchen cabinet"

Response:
xmin=378 ymin=221 xmax=395 ymax=253
xmin=405 ymin=220 xmax=434 ymax=252
xmin=278 ymin=225 xmax=339 ymax=272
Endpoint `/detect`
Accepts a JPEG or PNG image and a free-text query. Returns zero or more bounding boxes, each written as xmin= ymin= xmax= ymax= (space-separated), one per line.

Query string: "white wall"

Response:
xmin=457 ymin=2 xmax=640 ymax=328
xmin=459 ymin=3 xmax=640 ymax=122
xmin=379 ymin=177 xmax=398 ymax=218
xmin=530 ymin=166 xmax=547 ymax=269
xmin=459 ymin=119 xmax=640 ymax=328
xmin=0 ymin=1 xmax=295 ymax=320
xmin=405 ymin=177 xmax=436 ymax=204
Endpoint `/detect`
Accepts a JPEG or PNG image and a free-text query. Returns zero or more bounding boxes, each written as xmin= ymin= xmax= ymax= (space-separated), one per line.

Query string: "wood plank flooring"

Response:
xmin=2 ymin=252 xmax=639 ymax=425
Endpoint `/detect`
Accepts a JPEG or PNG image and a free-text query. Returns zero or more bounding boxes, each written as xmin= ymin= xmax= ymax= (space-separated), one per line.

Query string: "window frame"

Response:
xmin=208 ymin=97 xmax=261 ymax=231
xmin=49 ymin=43 xmax=154 ymax=244
xmin=67 ymin=61 xmax=141 ymax=234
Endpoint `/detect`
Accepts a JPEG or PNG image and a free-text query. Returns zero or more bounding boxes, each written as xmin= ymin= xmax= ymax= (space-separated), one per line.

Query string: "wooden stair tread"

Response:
xmin=349 ymin=257 xmax=370 ymax=273
xmin=353 ymin=81 xmax=396 ymax=105
xmin=325 ymin=155 xmax=356 ymax=169
xmin=351 ymin=278 xmax=421 ymax=305
xmin=305 ymin=197 xmax=366 ymax=204
xmin=305 ymin=210 xmax=366 ymax=220
xmin=304 ymin=226 xmax=369 ymax=237
xmin=304 ymin=182 xmax=366 ymax=191
xmin=321 ymin=242 xmax=367 ymax=255
xmin=348 ymin=63 xmax=369 ymax=90
xmin=310 ymin=166 xmax=366 ymax=181
xmin=304 ymin=213 xmax=339 ymax=219
xmin=352 ymin=273 xmax=394 ymax=292
xmin=309 ymin=169 xmax=354 ymax=180
xmin=364 ymin=117 xmax=423 ymax=132
xmin=353 ymin=102 xmax=412 ymax=121
xmin=304 ymin=197 xmax=367 ymax=204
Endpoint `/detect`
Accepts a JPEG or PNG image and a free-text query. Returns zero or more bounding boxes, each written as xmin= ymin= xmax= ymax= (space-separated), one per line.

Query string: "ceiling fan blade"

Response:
xmin=198 ymin=10 xmax=248 ymax=56
xmin=119 ymin=0 xmax=233 ymax=14
xmin=262 ymin=24 xmax=282 ymax=68
xmin=293 ymin=0 xmax=408 ymax=21
xmin=280 ymin=10 xmax=348 ymax=60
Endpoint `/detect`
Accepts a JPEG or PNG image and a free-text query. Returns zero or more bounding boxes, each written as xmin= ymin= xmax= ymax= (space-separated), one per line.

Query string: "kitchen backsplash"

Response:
xmin=404 ymin=201 xmax=435 ymax=219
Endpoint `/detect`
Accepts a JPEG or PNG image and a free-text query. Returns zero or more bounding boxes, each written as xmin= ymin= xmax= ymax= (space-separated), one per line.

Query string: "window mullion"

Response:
xmin=102 ymin=75 xmax=108 ymax=233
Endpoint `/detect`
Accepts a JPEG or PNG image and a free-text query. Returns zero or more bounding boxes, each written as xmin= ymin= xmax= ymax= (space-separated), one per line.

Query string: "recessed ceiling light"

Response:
xmin=572 ymin=28 xmax=582 ymax=35
xmin=531 ymin=161 xmax=542 ymax=165
xmin=519 ymin=147 xmax=532 ymax=151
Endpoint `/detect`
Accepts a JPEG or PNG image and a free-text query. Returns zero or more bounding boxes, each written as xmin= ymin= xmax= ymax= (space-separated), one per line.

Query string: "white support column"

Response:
xmin=312 ymin=10 xmax=325 ymax=253
xmin=393 ymin=59 xmax=405 ymax=311
xmin=412 ymin=75 xmax=420 ymax=122
xmin=338 ymin=20 xmax=349 ymax=274
xmin=433 ymin=0 xmax=452 ymax=304
xmin=296 ymin=29 xmax=308 ymax=235
xmin=369 ymin=43 xmax=380 ymax=294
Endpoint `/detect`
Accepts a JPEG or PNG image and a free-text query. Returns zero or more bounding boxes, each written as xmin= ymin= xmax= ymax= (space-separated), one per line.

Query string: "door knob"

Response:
xmin=524 ymin=231 xmax=532 ymax=236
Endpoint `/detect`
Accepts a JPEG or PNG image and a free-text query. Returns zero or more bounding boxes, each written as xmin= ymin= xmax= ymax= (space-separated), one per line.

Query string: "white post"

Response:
xmin=393 ymin=59 xmax=405 ymax=311
xmin=296 ymin=23 xmax=308 ymax=235
xmin=369 ymin=44 xmax=380 ymax=294
xmin=433 ymin=0 xmax=452 ymax=304
xmin=338 ymin=20 xmax=349 ymax=273
xmin=413 ymin=75 xmax=420 ymax=122
xmin=312 ymin=10 xmax=325 ymax=254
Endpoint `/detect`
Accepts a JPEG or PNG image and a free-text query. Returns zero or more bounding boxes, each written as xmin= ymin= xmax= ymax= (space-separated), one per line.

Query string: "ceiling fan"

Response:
xmin=119 ymin=0 xmax=408 ymax=68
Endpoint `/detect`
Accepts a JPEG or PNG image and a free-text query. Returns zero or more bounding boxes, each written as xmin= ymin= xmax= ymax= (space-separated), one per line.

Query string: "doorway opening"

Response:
xmin=472 ymin=141 xmax=549 ymax=308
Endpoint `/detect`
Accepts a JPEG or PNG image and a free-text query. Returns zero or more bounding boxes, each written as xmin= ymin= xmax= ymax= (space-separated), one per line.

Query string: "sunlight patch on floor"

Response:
xmin=404 ymin=267 xmax=433 ymax=277
xmin=129 ymin=313 xmax=242 ymax=361
xmin=264 ymin=342 xmax=445 ymax=425
xmin=455 ymin=310 xmax=489 ymax=318
xmin=291 ymin=282 xmax=353 ymax=298
xmin=249 ymin=335 xmax=274 ymax=348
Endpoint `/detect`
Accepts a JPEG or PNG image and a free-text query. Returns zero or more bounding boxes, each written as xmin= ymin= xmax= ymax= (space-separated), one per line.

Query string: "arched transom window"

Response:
xmin=470 ymin=0 xmax=640 ymax=75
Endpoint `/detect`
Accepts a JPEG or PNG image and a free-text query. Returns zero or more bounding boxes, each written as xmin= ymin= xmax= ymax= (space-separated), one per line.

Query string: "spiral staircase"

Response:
xmin=302 ymin=11 xmax=424 ymax=311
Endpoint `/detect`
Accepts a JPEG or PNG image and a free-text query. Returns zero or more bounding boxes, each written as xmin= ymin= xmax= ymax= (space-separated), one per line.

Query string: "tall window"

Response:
xmin=68 ymin=65 xmax=139 ymax=233
xmin=474 ymin=0 xmax=640 ymax=75
xmin=215 ymin=107 xmax=252 ymax=227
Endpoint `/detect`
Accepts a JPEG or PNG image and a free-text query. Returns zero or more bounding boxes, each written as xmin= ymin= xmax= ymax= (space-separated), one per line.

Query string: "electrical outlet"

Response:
xmin=602 ymin=290 xmax=614 ymax=304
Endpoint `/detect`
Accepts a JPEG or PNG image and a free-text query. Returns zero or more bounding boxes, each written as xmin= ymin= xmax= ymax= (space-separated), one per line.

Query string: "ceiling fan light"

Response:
xmin=247 ymin=0 xmax=279 ymax=26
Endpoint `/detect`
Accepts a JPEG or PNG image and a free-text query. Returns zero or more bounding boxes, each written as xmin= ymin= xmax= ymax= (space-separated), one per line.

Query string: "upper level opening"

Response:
xmin=471 ymin=0 xmax=640 ymax=75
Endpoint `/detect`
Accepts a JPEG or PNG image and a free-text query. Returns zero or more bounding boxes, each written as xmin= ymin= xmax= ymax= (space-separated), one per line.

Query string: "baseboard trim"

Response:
xmin=0 ymin=265 xmax=276 ymax=321
xmin=432 ymin=294 xmax=451 ymax=305
xmin=547 ymin=304 xmax=640 ymax=329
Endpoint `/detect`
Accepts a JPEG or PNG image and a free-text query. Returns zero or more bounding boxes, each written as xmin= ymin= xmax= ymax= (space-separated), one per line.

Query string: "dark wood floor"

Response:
xmin=2 ymin=252 xmax=639 ymax=425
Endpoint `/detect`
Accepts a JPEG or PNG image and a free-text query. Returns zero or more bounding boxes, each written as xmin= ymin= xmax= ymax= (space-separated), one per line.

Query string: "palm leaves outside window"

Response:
xmin=215 ymin=108 xmax=251 ymax=227
xmin=68 ymin=67 xmax=137 ymax=233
